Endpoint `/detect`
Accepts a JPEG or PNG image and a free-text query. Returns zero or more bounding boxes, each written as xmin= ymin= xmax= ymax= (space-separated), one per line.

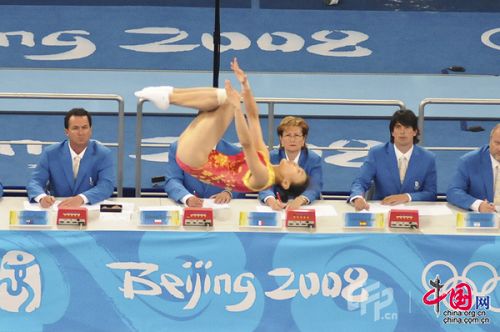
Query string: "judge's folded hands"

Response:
xmin=353 ymin=197 xmax=369 ymax=211
xmin=266 ymin=196 xmax=307 ymax=211
xmin=39 ymin=195 xmax=56 ymax=208
xmin=381 ymin=193 xmax=410 ymax=206
xmin=478 ymin=199 xmax=497 ymax=213
xmin=266 ymin=197 xmax=287 ymax=211
xmin=58 ymin=195 xmax=85 ymax=208
xmin=211 ymin=191 xmax=232 ymax=204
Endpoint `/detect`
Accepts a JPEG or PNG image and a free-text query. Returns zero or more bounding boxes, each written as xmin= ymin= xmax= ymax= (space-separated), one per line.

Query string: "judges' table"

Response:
xmin=0 ymin=197 xmax=498 ymax=331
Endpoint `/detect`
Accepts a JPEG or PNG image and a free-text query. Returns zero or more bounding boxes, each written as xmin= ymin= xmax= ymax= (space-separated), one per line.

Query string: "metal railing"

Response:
xmin=0 ymin=92 xmax=125 ymax=196
xmin=418 ymin=98 xmax=500 ymax=144
xmin=256 ymin=97 xmax=406 ymax=148
xmin=135 ymin=97 xmax=406 ymax=196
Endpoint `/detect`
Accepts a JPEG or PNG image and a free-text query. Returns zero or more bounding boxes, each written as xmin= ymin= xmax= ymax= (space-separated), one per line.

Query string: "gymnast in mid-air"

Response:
xmin=135 ymin=58 xmax=309 ymax=195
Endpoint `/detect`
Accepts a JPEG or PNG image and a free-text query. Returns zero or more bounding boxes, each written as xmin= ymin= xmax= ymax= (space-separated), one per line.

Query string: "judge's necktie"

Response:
xmin=494 ymin=165 xmax=500 ymax=204
xmin=73 ymin=155 xmax=80 ymax=180
xmin=399 ymin=156 xmax=407 ymax=184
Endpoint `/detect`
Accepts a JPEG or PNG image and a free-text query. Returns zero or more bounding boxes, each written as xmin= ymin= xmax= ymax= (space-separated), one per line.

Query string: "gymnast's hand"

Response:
xmin=231 ymin=58 xmax=249 ymax=88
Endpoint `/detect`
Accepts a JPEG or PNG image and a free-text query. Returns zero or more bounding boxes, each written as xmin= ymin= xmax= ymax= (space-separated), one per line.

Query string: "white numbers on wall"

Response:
xmin=120 ymin=27 xmax=199 ymax=52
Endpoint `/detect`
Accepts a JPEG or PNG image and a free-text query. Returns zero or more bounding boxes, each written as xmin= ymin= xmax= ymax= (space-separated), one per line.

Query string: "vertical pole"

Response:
xmin=268 ymin=102 xmax=275 ymax=150
xmin=135 ymin=100 xmax=144 ymax=197
xmin=116 ymin=98 xmax=125 ymax=196
xmin=213 ymin=0 xmax=221 ymax=87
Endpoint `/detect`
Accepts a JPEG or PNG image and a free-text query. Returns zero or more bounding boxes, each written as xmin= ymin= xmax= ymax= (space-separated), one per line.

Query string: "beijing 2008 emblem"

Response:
xmin=0 ymin=250 xmax=42 ymax=313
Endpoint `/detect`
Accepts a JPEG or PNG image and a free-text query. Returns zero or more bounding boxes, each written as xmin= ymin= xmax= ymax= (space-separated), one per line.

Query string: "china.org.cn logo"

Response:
xmin=421 ymin=260 xmax=496 ymax=325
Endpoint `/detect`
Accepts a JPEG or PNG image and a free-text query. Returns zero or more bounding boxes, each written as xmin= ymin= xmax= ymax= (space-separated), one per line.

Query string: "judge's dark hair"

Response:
xmin=275 ymin=176 xmax=310 ymax=202
xmin=65 ymin=108 xmax=92 ymax=129
xmin=389 ymin=109 xmax=419 ymax=144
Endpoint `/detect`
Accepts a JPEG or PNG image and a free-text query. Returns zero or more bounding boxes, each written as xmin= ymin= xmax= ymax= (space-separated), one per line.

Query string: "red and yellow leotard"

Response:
xmin=176 ymin=150 xmax=275 ymax=193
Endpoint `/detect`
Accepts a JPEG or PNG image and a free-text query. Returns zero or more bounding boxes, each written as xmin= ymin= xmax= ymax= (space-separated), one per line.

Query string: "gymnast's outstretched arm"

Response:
xmin=231 ymin=59 xmax=270 ymax=190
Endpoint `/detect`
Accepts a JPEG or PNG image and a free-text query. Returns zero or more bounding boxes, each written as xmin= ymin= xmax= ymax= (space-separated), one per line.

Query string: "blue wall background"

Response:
xmin=0 ymin=3 xmax=500 ymax=194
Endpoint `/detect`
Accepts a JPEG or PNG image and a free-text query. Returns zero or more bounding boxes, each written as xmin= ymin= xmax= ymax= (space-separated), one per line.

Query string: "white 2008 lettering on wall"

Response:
xmin=0 ymin=27 xmax=373 ymax=61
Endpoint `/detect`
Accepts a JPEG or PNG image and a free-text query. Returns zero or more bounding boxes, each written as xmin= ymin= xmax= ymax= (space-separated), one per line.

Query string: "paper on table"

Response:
xmin=38 ymin=201 xmax=102 ymax=212
xmin=365 ymin=203 xmax=453 ymax=216
xmin=23 ymin=201 xmax=47 ymax=211
xmin=299 ymin=205 xmax=338 ymax=217
xmin=255 ymin=204 xmax=337 ymax=219
xmin=398 ymin=204 xmax=453 ymax=216
xmin=360 ymin=203 xmax=393 ymax=214
xmin=23 ymin=200 xmax=72 ymax=211
xmin=24 ymin=200 xmax=135 ymax=211
xmin=99 ymin=212 xmax=133 ymax=223
xmin=139 ymin=206 xmax=182 ymax=212
xmin=202 ymin=199 xmax=230 ymax=209
xmin=22 ymin=200 xmax=76 ymax=211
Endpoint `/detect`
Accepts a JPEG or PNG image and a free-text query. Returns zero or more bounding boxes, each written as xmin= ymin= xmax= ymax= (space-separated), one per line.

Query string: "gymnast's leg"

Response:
xmin=176 ymin=81 xmax=241 ymax=168
xmin=135 ymin=81 xmax=239 ymax=168
xmin=135 ymin=86 xmax=227 ymax=112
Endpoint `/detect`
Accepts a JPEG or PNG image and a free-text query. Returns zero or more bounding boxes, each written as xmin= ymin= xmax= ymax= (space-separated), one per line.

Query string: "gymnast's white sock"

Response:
xmin=216 ymin=88 xmax=227 ymax=105
xmin=134 ymin=86 xmax=173 ymax=111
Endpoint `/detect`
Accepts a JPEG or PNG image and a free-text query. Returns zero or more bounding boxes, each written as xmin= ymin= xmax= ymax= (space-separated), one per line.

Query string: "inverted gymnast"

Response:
xmin=135 ymin=58 xmax=309 ymax=194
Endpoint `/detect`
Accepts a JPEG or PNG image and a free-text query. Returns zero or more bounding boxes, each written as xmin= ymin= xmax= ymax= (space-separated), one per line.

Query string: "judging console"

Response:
xmin=0 ymin=197 xmax=498 ymax=236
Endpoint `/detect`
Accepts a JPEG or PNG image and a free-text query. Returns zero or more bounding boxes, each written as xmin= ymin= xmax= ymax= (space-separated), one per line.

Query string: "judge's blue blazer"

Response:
xmin=27 ymin=140 xmax=114 ymax=204
xmin=349 ymin=142 xmax=437 ymax=201
xmin=258 ymin=148 xmax=323 ymax=203
xmin=164 ymin=140 xmax=245 ymax=203
xmin=447 ymin=145 xmax=494 ymax=210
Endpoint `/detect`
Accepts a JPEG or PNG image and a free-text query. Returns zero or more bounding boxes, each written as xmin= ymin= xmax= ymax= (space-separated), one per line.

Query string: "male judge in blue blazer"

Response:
xmin=259 ymin=116 xmax=322 ymax=210
xmin=349 ymin=110 xmax=437 ymax=211
xmin=447 ymin=124 xmax=500 ymax=212
xmin=165 ymin=139 xmax=245 ymax=207
xmin=27 ymin=108 xmax=114 ymax=208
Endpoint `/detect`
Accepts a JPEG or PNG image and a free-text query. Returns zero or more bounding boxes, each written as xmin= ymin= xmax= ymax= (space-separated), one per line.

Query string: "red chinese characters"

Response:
xmin=423 ymin=282 xmax=472 ymax=311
